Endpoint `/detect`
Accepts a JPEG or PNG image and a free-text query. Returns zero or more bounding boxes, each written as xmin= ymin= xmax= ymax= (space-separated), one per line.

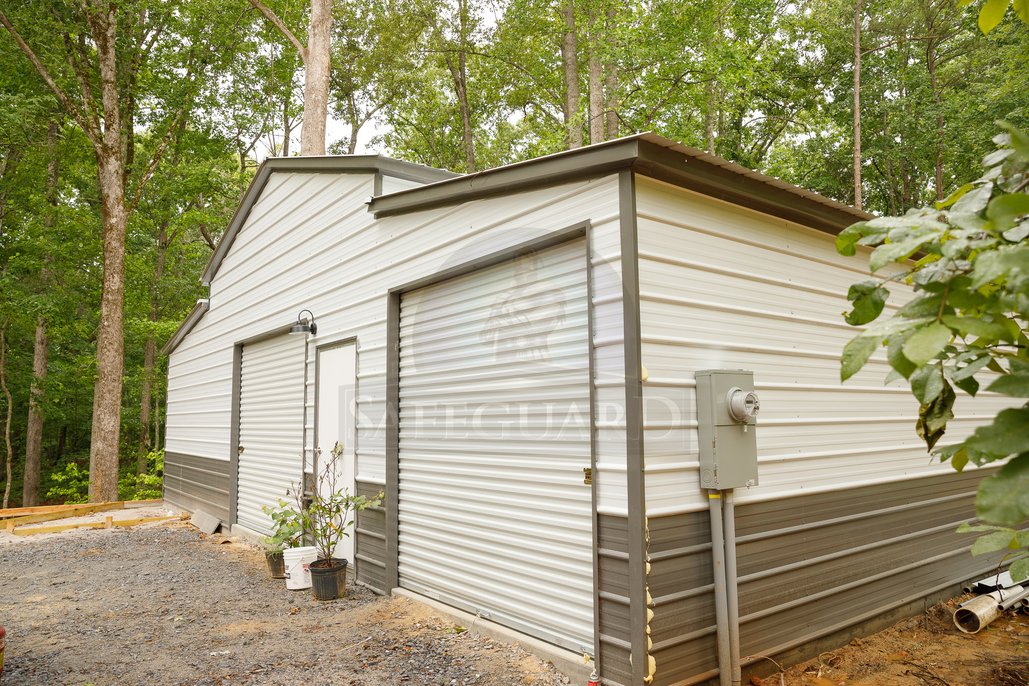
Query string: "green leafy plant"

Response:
xmin=836 ymin=122 xmax=1028 ymax=580
xmin=119 ymin=450 xmax=164 ymax=501
xmin=45 ymin=459 xmax=90 ymax=504
xmin=299 ymin=441 xmax=382 ymax=564
xmin=260 ymin=498 xmax=304 ymax=552
xmin=960 ymin=0 xmax=1029 ymax=34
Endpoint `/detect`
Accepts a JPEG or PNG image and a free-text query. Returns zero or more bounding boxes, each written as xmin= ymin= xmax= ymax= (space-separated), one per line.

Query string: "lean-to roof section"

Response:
xmin=369 ymin=133 xmax=872 ymax=235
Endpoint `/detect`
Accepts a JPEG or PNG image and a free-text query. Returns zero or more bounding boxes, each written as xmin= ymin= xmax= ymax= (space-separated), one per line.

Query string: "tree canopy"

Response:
xmin=0 ymin=0 xmax=1025 ymax=506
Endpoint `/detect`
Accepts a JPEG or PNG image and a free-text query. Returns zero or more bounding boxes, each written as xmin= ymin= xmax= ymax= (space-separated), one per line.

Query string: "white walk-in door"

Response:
xmin=398 ymin=238 xmax=594 ymax=654
xmin=315 ymin=341 xmax=358 ymax=563
xmin=236 ymin=333 xmax=306 ymax=534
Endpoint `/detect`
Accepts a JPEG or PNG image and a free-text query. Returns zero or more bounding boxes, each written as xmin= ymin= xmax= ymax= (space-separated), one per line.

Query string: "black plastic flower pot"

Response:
xmin=265 ymin=550 xmax=285 ymax=579
xmin=309 ymin=557 xmax=348 ymax=601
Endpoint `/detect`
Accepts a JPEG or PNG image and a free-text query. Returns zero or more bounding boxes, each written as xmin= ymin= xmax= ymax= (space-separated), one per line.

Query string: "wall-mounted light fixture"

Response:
xmin=289 ymin=309 xmax=317 ymax=336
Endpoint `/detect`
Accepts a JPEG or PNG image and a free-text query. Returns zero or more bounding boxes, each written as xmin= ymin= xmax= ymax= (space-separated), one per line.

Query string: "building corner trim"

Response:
xmin=619 ymin=170 xmax=650 ymax=683
xmin=385 ymin=291 xmax=401 ymax=590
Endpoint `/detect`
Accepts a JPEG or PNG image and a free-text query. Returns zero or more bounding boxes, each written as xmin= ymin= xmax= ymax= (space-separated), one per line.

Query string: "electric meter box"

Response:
xmin=696 ymin=369 xmax=759 ymax=490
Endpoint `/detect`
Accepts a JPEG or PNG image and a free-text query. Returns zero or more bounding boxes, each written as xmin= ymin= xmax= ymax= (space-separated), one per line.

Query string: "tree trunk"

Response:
xmin=87 ymin=10 xmax=128 ymax=503
xmin=704 ymin=77 xmax=716 ymax=154
xmin=0 ymin=156 xmax=9 ymax=237
xmin=445 ymin=50 xmax=476 ymax=173
xmin=346 ymin=93 xmax=361 ymax=155
xmin=926 ymin=39 xmax=945 ymax=202
xmin=138 ymin=223 xmax=165 ymax=473
xmin=1 ymin=325 xmax=13 ymax=509
xmin=24 ymin=120 xmax=59 ymax=506
xmin=282 ymin=87 xmax=292 ymax=157
xmin=603 ymin=4 xmax=618 ymax=140
xmin=300 ymin=0 xmax=331 ymax=156
xmin=22 ymin=318 xmax=48 ymax=506
xmin=560 ymin=1 xmax=582 ymax=149
xmin=588 ymin=49 xmax=600 ymax=145
xmin=138 ymin=336 xmax=155 ymax=473
xmin=55 ymin=424 xmax=67 ymax=463
xmin=852 ymin=0 xmax=862 ymax=210
xmin=153 ymin=394 xmax=161 ymax=451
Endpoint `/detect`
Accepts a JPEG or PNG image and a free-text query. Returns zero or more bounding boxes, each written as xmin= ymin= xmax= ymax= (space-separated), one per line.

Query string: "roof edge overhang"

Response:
xmin=369 ymin=138 xmax=643 ymax=219
xmin=368 ymin=134 xmax=872 ymax=235
xmin=199 ymin=155 xmax=457 ymax=287
xmin=161 ymin=298 xmax=210 ymax=356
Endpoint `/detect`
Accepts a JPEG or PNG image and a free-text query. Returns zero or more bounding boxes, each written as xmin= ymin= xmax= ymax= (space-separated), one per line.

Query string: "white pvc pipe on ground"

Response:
xmin=953 ymin=585 xmax=1025 ymax=633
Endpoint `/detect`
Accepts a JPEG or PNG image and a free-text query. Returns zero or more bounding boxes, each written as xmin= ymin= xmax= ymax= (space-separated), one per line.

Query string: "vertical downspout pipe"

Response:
xmin=724 ymin=490 xmax=742 ymax=686
xmin=708 ymin=491 xmax=732 ymax=686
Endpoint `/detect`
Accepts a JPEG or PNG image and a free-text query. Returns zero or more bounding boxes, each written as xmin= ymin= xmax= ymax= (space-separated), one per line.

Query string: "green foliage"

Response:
xmin=299 ymin=442 xmax=382 ymax=563
xmin=43 ymin=450 xmax=164 ymax=504
xmin=260 ymin=498 xmax=304 ymax=552
xmin=45 ymin=459 xmax=90 ymax=504
xmin=119 ymin=450 xmax=164 ymax=501
xmin=838 ymin=123 xmax=1029 ymax=579
xmin=961 ymin=0 xmax=1029 ymax=33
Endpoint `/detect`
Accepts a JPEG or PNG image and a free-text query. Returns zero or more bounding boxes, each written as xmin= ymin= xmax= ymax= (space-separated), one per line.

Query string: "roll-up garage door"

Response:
xmin=398 ymin=238 xmax=594 ymax=654
xmin=236 ymin=333 xmax=306 ymax=534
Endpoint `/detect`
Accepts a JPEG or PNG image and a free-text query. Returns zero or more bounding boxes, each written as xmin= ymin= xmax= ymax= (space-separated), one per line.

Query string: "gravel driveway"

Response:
xmin=0 ymin=521 xmax=568 ymax=686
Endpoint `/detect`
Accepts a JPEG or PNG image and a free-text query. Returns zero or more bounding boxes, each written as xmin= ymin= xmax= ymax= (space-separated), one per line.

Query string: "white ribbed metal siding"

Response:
xmin=397 ymin=238 xmax=595 ymax=653
xmin=164 ymin=171 xmax=625 ymax=516
xmin=635 ymin=176 xmax=1014 ymax=516
xmin=236 ymin=334 xmax=306 ymax=533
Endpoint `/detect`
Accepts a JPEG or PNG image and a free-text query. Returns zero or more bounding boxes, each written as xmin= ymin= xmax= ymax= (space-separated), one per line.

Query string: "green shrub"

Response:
xmin=45 ymin=460 xmax=90 ymax=504
xmin=119 ymin=449 xmax=164 ymax=501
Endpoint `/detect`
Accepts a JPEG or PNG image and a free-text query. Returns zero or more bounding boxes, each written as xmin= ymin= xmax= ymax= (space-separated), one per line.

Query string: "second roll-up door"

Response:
xmin=236 ymin=333 xmax=306 ymax=534
xmin=397 ymin=238 xmax=595 ymax=654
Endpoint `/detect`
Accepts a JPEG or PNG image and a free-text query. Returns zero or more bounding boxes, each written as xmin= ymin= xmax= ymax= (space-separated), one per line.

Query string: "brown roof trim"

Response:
xmin=200 ymin=155 xmax=456 ymax=286
xmin=368 ymin=133 xmax=872 ymax=234
xmin=368 ymin=138 xmax=643 ymax=218
xmin=370 ymin=141 xmax=642 ymax=220
xmin=161 ymin=298 xmax=210 ymax=356
xmin=634 ymin=134 xmax=872 ymax=234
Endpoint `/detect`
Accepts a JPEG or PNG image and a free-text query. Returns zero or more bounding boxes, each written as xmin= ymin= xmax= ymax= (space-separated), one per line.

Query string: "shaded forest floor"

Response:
xmin=0 ymin=521 xmax=568 ymax=686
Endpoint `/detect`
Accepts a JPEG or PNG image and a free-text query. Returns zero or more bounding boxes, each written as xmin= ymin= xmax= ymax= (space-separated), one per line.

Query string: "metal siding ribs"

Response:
xmin=396 ymin=238 xmax=596 ymax=654
xmin=236 ymin=334 xmax=307 ymax=534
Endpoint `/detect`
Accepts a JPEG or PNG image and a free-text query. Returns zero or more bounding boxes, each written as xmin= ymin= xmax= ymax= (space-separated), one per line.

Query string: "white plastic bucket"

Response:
xmin=283 ymin=546 xmax=317 ymax=590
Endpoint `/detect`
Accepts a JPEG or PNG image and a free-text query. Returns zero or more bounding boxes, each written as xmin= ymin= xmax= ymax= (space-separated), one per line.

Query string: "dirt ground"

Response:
xmin=0 ymin=518 xmax=569 ymax=686
xmin=1 ymin=514 xmax=1026 ymax=686
xmin=767 ymin=598 xmax=1027 ymax=686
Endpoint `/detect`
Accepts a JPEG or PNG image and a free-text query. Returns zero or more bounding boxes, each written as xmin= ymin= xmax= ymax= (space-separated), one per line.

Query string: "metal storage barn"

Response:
xmin=162 ymin=134 xmax=1007 ymax=686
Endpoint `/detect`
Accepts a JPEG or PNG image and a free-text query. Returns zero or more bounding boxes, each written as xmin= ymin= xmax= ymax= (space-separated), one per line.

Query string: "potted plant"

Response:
xmin=304 ymin=441 xmax=382 ymax=601
xmin=260 ymin=498 xmax=303 ymax=579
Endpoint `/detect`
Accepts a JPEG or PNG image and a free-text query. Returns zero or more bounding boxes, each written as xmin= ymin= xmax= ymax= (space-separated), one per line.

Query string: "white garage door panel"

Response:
xmin=237 ymin=334 xmax=306 ymax=534
xmin=398 ymin=238 xmax=594 ymax=654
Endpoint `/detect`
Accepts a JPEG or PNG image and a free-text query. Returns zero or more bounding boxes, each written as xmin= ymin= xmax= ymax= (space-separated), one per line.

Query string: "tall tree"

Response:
xmin=1 ymin=1 xmax=222 ymax=501
xmin=21 ymin=119 xmax=60 ymax=506
xmin=0 ymin=323 xmax=11 ymax=508
xmin=853 ymin=0 xmax=863 ymax=209
xmin=559 ymin=0 xmax=582 ymax=149
xmin=247 ymin=0 xmax=332 ymax=155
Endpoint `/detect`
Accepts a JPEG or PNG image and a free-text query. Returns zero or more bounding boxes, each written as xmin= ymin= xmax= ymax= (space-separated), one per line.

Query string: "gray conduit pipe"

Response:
xmin=723 ymin=490 xmax=742 ymax=686
xmin=708 ymin=491 xmax=733 ymax=686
